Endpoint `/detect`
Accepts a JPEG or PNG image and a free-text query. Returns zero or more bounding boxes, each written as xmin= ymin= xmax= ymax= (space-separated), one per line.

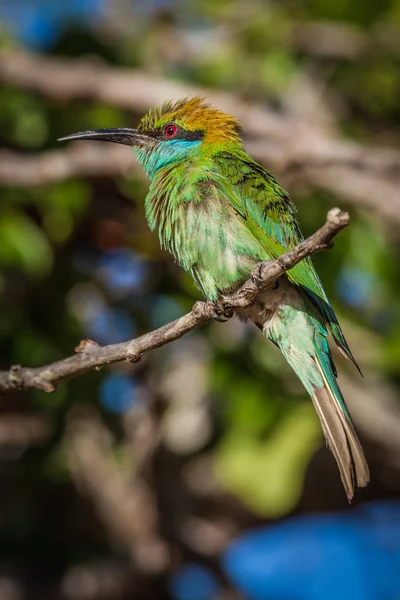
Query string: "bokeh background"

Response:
xmin=1 ymin=1 xmax=400 ymax=599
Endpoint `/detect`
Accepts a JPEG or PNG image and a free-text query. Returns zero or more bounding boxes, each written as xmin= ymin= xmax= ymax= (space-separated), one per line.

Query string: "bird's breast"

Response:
xmin=146 ymin=188 xmax=266 ymax=300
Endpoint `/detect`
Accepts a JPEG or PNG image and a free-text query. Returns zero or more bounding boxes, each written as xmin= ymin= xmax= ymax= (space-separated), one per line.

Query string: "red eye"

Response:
xmin=164 ymin=124 xmax=178 ymax=138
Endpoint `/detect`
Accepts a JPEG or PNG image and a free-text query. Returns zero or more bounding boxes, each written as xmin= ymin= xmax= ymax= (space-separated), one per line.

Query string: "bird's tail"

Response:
xmin=263 ymin=299 xmax=369 ymax=501
xmin=309 ymin=354 xmax=369 ymax=500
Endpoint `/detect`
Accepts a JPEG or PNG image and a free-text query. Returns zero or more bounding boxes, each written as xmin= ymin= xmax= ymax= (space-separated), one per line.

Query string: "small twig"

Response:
xmin=0 ymin=209 xmax=349 ymax=394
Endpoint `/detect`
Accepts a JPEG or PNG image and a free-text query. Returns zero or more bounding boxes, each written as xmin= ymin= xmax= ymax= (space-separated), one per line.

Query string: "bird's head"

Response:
xmin=59 ymin=97 xmax=242 ymax=176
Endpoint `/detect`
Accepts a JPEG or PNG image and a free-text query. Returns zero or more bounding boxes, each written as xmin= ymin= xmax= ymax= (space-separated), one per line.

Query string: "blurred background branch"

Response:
xmin=1 ymin=51 xmax=400 ymax=222
xmin=291 ymin=20 xmax=400 ymax=59
xmin=65 ymin=407 xmax=169 ymax=573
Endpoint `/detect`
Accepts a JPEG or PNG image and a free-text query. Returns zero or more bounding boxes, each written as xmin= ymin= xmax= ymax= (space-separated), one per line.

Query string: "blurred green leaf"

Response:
xmin=216 ymin=403 xmax=322 ymax=516
xmin=37 ymin=179 xmax=90 ymax=243
xmin=0 ymin=88 xmax=48 ymax=148
xmin=0 ymin=210 xmax=53 ymax=276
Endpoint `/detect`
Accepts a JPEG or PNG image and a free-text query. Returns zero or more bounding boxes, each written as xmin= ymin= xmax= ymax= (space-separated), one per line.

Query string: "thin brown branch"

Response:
xmin=1 ymin=51 xmax=400 ymax=221
xmin=0 ymin=208 xmax=349 ymax=394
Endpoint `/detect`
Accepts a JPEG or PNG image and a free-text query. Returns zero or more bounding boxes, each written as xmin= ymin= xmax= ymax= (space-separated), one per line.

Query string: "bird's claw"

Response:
xmin=207 ymin=299 xmax=234 ymax=322
xmin=251 ymin=262 xmax=266 ymax=288
xmin=251 ymin=261 xmax=279 ymax=289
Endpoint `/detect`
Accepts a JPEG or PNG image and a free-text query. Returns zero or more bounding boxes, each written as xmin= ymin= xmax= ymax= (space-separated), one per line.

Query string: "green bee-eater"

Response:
xmin=60 ymin=97 xmax=369 ymax=499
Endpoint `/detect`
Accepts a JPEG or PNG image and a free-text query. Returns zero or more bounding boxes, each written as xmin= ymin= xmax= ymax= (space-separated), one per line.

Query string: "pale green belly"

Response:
xmin=148 ymin=189 xmax=269 ymax=301
xmin=182 ymin=203 xmax=268 ymax=300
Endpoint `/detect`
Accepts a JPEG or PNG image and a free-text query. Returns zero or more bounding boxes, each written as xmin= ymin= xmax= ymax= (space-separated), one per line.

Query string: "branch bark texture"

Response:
xmin=0 ymin=209 xmax=349 ymax=394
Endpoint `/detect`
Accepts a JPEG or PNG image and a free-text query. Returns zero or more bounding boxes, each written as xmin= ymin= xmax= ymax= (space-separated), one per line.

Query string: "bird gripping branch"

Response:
xmin=59 ymin=97 xmax=369 ymax=500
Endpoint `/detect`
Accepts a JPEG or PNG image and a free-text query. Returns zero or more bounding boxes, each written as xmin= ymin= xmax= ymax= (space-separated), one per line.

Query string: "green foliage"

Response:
xmin=0 ymin=210 xmax=53 ymax=276
xmin=307 ymin=0 xmax=392 ymax=25
xmin=216 ymin=403 xmax=321 ymax=516
xmin=0 ymin=88 xmax=49 ymax=148
xmin=38 ymin=179 xmax=91 ymax=244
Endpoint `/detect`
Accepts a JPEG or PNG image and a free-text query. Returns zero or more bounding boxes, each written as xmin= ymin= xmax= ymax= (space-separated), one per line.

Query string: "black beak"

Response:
xmin=58 ymin=128 xmax=149 ymax=147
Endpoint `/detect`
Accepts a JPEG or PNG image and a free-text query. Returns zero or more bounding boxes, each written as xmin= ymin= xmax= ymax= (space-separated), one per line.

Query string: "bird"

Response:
xmin=59 ymin=97 xmax=369 ymax=500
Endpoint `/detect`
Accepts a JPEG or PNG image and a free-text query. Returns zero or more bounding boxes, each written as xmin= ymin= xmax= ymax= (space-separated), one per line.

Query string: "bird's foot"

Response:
xmin=251 ymin=261 xmax=279 ymax=289
xmin=206 ymin=299 xmax=234 ymax=322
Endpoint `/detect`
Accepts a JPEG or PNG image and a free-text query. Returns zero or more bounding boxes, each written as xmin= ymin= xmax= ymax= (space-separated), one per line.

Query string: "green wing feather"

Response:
xmin=213 ymin=151 xmax=359 ymax=371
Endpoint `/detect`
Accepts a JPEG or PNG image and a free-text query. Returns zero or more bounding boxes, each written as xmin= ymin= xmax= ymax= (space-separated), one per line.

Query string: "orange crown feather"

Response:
xmin=138 ymin=97 xmax=242 ymax=145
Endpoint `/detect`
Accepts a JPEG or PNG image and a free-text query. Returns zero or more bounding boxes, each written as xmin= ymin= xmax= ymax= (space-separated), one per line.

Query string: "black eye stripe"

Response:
xmin=138 ymin=125 xmax=204 ymax=141
xmin=162 ymin=124 xmax=203 ymax=141
xmin=179 ymin=129 xmax=204 ymax=141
